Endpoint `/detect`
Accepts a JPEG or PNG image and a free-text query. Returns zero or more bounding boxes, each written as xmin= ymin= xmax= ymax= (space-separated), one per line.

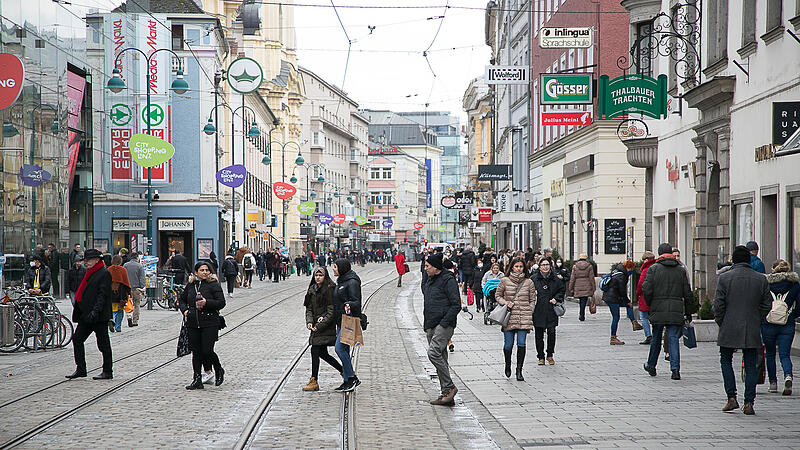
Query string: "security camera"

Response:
xmin=153 ymin=189 xmax=160 ymax=200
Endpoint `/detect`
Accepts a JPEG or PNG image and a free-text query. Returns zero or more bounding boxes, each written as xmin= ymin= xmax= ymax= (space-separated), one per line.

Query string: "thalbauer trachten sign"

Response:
xmin=598 ymin=74 xmax=668 ymax=119
xmin=539 ymin=27 xmax=593 ymax=49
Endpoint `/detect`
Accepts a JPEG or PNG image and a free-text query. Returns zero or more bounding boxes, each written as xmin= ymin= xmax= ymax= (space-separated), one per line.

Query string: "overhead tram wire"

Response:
xmin=329 ymin=0 xmax=354 ymax=117
xmin=248 ymin=1 xmax=632 ymax=14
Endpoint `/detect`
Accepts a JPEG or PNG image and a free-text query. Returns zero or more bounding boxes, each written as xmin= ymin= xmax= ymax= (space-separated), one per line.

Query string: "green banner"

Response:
xmin=297 ymin=201 xmax=316 ymax=215
xmin=354 ymin=216 xmax=368 ymax=226
xmin=129 ymin=133 xmax=175 ymax=168
xmin=540 ymin=73 xmax=593 ymax=105
xmin=598 ymin=74 xmax=667 ymax=119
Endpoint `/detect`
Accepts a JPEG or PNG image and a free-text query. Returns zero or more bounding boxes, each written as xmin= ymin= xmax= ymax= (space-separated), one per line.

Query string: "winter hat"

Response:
xmin=442 ymin=258 xmax=454 ymax=270
xmin=427 ymin=253 xmax=444 ymax=270
xmin=657 ymin=243 xmax=673 ymax=256
xmin=745 ymin=241 xmax=759 ymax=252
xmin=772 ymin=259 xmax=791 ymax=273
xmin=84 ymin=248 xmax=103 ymax=260
xmin=732 ymin=246 xmax=750 ymax=264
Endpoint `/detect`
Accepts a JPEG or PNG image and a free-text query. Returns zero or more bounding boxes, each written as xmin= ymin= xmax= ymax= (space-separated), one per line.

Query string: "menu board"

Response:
xmin=604 ymin=219 xmax=626 ymax=255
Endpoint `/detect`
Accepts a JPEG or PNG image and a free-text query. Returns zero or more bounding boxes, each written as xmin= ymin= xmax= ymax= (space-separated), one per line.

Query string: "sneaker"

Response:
xmin=230 ymin=292 xmax=234 ymax=297
xmin=334 ymin=378 xmax=353 ymax=392
xmin=769 ymin=381 xmax=778 ymax=393
xmin=201 ymin=372 xmax=214 ymax=385
xmin=348 ymin=377 xmax=361 ymax=390
xmin=538 ymin=359 xmax=545 ymax=365
xmin=643 ymin=364 xmax=657 ymax=377
xmin=783 ymin=375 xmax=793 ymax=396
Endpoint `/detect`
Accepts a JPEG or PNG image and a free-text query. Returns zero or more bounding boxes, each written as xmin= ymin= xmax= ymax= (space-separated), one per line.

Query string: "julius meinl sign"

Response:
xmin=598 ymin=74 xmax=667 ymax=119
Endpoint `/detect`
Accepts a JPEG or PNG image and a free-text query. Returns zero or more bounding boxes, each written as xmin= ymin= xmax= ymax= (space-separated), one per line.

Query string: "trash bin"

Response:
xmin=1 ymin=304 xmax=14 ymax=346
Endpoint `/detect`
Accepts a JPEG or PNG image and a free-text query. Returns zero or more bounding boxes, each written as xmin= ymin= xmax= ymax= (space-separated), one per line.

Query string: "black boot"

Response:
xmin=503 ymin=348 xmax=512 ymax=378
xmin=516 ymin=347 xmax=526 ymax=381
xmin=185 ymin=374 xmax=204 ymax=390
xmin=215 ymin=366 xmax=225 ymax=386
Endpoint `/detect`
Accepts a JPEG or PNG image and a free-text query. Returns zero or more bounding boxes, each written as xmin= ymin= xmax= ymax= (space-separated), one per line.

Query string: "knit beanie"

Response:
xmin=427 ymin=253 xmax=444 ymax=270
xmin=732 ymin=246 xmax=750 ymax=264
xmin=657 ymin=243 xmax=673 ymax=256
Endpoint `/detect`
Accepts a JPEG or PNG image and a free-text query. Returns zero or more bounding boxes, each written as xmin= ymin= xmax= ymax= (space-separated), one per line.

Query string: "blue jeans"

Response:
xmin=761 ymin=322 xmax=795 ymax=381
xmin=608 ymin=303 xmax=634 ymax=335
xmin=503 ymin=329 xmax=529 ymax=350
xmin=639 ymin=310 xmax=652 ymax=338
xmin=335 ymin=325 xmax=355 ymax=381
xmin=647 ymin=324 xmax=681 ymax=371
xmin=578 ymin=297 xmax=588 ymax=319
xmin=721 ymin=347 xmax=758 ymax=404
xmin=112 ymin=309 xmax=124 ymax=331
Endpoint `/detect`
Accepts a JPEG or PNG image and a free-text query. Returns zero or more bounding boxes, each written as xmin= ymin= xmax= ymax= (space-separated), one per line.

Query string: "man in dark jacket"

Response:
xmin=642 ymin=243 xmax=693 ymax=380
xmin=332 ymin=259 xmax=362 ymax=392
xmin=66 ymin=249 xmax=114 ymax=380
xmin=459 ymin=245 xmax=477 ymax=295
xmin=170 ymin=250 xmax=191 ymax=285
xmin=746 ymin=241 xmax=766 ymax=274
xmin=602 ymin=263 xmax=639 ymax=345
xmin=25 ymin=255 xmax=52 ymax=295
xmin=713 ymin=245 xmax=772 ymax=415
xmin=221 ymin=254 xmax=239 ymax=297
xmin=422 ymin=253 xmax=461 ymax=406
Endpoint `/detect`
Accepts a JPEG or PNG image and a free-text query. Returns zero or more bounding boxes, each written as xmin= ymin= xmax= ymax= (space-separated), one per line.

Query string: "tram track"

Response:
xmin=0 ymin=266 xmax=388 ymax=449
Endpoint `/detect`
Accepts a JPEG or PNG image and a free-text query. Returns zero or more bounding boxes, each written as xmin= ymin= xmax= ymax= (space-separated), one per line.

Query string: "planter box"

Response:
xmin=692 ymin=319 xmax=718 ymax=342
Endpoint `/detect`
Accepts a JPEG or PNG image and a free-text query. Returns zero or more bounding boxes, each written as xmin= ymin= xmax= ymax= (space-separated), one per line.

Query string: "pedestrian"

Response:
xmin=481 ymin=262 xmax=504 ymax=313
xmin=602 ymin=262 xmax=641 ymax=345
xmin=531 ymin=257 xmax=564 ymax=365
xmin=472 ymin=258 xmax=486 ymax=312
xmin=123 ymin=251 xmax=145 ymax=327
xmin=242 ymin=249 xmax=256 ymax=288
xmin=713 ymin=245 xmax=773 ymax=414
xmin=66 ymin=248 xmax=114 ymax=380
xmin=170 ymin=250 xmax=191 ymax=285
xmin=302 ymin=266 xmax=344 ymax=391
xmin=69 ymin=243 xmax=83 ymax=266
xmin=762 ymin=259 xmax=798 ymax=396
xmin=67 ymin=254 xmax=86 ymax=301
xmin=221 ymin=253 xmax=238 ymax=297
xmin=269 ymin=249 xmax=282 ymax=283
xmin=553 ymin=258 xmax=570 ymax=285
xmin=108 ymin=255 xmax=131 ymax=333
xmin=460 ymin=245 xmax=477 ymax=295
xmin=179 ymin=261 xmax=227 ymax=390
xmin=635 ymin=251 xmax=656 ymax=345
xmin=209 ymin=251 xmax=219 ymax=274
xmin=332 ymin=258 xmax=362 ymax=392
xmin=46 ymin=243 xmax=61 ymax=297
xmin=495 ymin=257 xmax=536 ymax=380
xmin=395 ymin=250 xmax=406 ymax=287
xmin=746 ymin=241 xmax=766 ymax=274
xmin=24 ymin=254 xmax=52 ymax=295
xmin=642 ymin=243 xmax=693 ymax=380
xmin=421 ymin=253 xmax=461 ymax=405
xmin=568 ymin=253 xmax=596 ymax=321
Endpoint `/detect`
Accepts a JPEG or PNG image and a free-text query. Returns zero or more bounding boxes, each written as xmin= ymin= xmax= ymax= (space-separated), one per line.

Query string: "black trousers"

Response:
xmin=272 ymin=268 xmax=280 ymax=282
xmin=225 ymin=275 xmax=236 ymax=294
xmin=187 ymin=326 xmax=221 ymax=376
xmin=73 ymin=321 xmax=113 ymax=373
xmin=244 ymin=270 xmax=254 ymax=286
xmin=462 ymin=272 xmax=474 ymax=295
xmin=534 ymin=326 xmax=556 ymax=359
xmin=310 ymin=345 xmax=342 ymax=379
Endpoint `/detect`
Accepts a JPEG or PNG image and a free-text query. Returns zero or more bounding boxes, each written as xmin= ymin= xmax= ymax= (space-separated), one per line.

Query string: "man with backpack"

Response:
xmin=242 ymin=250 xmax=256 ymax=288
xmin=713 ymin=245 xmax=773 ymax=415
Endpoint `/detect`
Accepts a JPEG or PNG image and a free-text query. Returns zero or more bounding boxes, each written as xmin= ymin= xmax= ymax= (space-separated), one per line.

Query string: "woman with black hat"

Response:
xmin=332 ymin=258 xmax=362 ymax=392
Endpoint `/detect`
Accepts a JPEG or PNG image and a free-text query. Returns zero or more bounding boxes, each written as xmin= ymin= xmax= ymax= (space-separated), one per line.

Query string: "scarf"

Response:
xmin=509 ymin=272 xmax=525 ymax=282
xmin=108 ymin=265 xmax=131 ymax=299
xmin=75 ymin=261 xmax=105 ymax=303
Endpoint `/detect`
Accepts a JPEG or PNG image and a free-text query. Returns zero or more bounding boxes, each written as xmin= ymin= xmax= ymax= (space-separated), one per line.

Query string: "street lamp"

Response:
xmin=107 ymin=47 xmax=189 ymax=256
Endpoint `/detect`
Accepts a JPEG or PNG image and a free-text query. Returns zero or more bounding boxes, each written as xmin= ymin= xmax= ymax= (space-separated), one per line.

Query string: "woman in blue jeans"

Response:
xmin=332 ymin=258 xmax=362 ymax=392
xmin=495 ymin=258 xmax=536 ymax=381
xmin=762 ymin=259 xmax=798 ymax=395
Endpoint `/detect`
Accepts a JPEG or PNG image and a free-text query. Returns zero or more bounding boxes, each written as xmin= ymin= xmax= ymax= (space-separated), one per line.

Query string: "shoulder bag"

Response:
xmin=487 ymin=280 xmax=522 ymax=326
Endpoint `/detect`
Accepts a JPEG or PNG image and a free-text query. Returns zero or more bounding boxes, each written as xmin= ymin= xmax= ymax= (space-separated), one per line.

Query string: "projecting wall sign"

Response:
xmin=539 ymin=27 xmax=593 ymax=48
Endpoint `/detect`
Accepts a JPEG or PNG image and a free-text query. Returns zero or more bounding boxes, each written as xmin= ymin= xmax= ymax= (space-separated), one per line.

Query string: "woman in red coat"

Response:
xmin=395 ymin=250 xmax=406 ymax=287
xmin=636 ymin=251 xmax=656 ymax=345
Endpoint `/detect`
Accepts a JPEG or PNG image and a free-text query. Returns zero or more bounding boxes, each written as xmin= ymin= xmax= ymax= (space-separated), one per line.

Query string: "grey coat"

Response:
xmin=123 ymin=259 xmax=146 ymax=289
xmin=712 ymin=263 xmax=772 ymax=348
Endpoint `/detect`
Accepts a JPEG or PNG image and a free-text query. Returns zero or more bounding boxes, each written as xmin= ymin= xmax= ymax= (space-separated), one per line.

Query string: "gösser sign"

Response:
xmin=540 ymin=74 xmax=593 ymax=105
xmin=539 ymin=27 xmax=593 ymax=49
xmin=485 ymin=65 xmax=529 ymax=85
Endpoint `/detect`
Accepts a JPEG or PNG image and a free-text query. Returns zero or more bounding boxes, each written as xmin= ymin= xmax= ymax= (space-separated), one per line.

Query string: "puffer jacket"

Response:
xmin=495 ymin=274 xmax=535 ymax=331
xmin=568 ymin=260 xmax=595 ymax=297
xmin=642 ymin=257 xmax=693 ymax=325
xmin=531 ymin=270 xmax=565 ymax=328
xmin=305 ymin=280 xmax=337 ymax=346
xmin=422 ymin=269 xmax=461 ymax=330
xmin=765 ymin=271 xmax=800 ymax=324
xmin=601 ymin=264 xmax=630 ymax=305
xmin=636 ymin=258 xmax=657 ymax=312
xmin=459 ymin=250 xmax=477 ymax=274
xmin=178 ymin=274 xmax=226 ymax=328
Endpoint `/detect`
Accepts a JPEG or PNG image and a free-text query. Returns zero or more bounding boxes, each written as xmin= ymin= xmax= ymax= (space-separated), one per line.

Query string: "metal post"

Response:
xmin=213 ymin=74 xmax=221 ymax=249
xmin=231 ymin=104 xmax=236 ymax=250
xmin=241 ymin=95 xmax=246 ymax=249
xmin=282 ymin=138 xmax=286 ymax=246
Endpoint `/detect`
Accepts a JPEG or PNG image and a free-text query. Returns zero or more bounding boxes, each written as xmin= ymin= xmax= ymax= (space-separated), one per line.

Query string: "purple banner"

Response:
xmin=426 ymin=158 xmax=432 ymax=208
xmin=216 ymin=164 xmax=247 ymax=188
xmin=318 ymin=213 xmax=333 ymax=225
xmin=19 ymin=164 xmax=52 ymax=186
xmin=382 ymin=218 xmax=393 ymax=229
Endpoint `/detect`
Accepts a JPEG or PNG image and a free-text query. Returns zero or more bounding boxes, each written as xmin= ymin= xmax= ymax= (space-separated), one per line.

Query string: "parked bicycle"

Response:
xmin=1 ymin=291 xmax=73 ymax=353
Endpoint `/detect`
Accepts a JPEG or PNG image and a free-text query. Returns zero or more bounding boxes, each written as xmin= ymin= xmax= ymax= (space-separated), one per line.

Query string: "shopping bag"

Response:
xmin=682 ymin=323 xmax=697 ymax=348
xmin=589 ymin=298 xmax=597 ymax=314
xmin=123 ymin=296 xmax=134 ymax=314
xmin=403 ymin=263 xmax=410 ymax=274
xmin=339 ymin=314 xmax=364 ymax=347
xmin=467 ymin=288 xmax=475 ymax=306
xmin=487 ymin=304 xmax=511 ymax=326
xmin=177 ymin=322 xmax=191 ymax=357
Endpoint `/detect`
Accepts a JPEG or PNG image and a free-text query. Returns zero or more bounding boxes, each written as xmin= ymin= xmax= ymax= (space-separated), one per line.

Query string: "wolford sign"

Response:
xmin=598 ymin=74 xmax=668 ymax=119
xmin=0 ymin=53 xmax=24 ymax=110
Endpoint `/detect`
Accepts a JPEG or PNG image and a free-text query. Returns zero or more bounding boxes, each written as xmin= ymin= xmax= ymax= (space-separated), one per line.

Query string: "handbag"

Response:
xmin=487 ymin=304 xmax=511 ymax=326
xmin=553 ymin=302 xmax=566 ymax=317
xmin=589 ymin=297 xmax=597 ymax=314
xmin=218 ymin=314 xmax=227 ymax=329
xmin=177 ymin=322 xmax=191 ymax=357
xmin=467 ymin=288 xmax=475 ymax=306
xmin=403 ymin=263 xmax=410 ymax=273
xmin=682 ymin=323 xmax=697 ymax=348
xmin=123 ymin=295 xmax=134 ymax=314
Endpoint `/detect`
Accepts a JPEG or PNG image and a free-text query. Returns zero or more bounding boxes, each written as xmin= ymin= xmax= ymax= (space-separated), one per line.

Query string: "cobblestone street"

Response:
xmin=2 ymin=265 xmax=799 ymax=449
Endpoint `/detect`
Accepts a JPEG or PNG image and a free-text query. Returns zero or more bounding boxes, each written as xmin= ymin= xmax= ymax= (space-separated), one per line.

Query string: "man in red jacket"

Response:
xmin=395 ymin=250 xmax=406 ymax=287
xmin=636 ymin=251 xmax=656 ymax=345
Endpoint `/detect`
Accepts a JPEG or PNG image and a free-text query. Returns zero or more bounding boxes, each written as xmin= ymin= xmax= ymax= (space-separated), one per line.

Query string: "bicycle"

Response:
xmin=1 ymin=291 xmax=73 ymax=352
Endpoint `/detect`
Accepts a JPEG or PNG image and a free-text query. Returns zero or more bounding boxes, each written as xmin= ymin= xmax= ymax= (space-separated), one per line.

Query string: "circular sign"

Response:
xmin=273 ymin=182 xmax=297 ymax=200
xmin=0 ymin=53 xmax=24 ymax=111
xmin=298 ymin=201 xmax=316 ymax=215
xmin=142 ymin=104 xmax=164 ymax=127
xmin=441 ymin=196 xmax=456 ymax=208
xmin=354 ymin=216 xmax=368 ymax=226
xmin=129 ymin=133 xmax=175 ymax=168
xmin=382 ymin=218 xmax=394 ymax=229
xmin=332 ymin=214 xmax=346 ymax=225
xmin=413 ymin=222 xmax=424 ymax=230
xmin=616 ymin=118 xmax=649 ymax=141
xmin=227 ymin=57 xmax=263 ymax=94
xmin=216 ymin=164 xmax=247 ymax=188
xmin=110 ymin=103 xmax=132 ymax=126
xmin=318 ymin=213 xmax=333 ymax=225
xmin=437 ymin=225 xmax=447 ymax=232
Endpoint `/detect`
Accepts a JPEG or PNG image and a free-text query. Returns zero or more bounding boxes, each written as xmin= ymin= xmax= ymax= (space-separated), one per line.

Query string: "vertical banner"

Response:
xmin=66 ymin=68 xmax=86 ymax=191
xmin=111 ymin=128 xmax=132 ymax=178
xmin=106 ymin=13 xmax=136 ymax=181
xmin=425 ymin=158 xmax=432 ymax=209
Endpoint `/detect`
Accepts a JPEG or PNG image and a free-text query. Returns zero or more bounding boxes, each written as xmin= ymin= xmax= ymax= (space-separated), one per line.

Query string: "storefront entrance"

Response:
xmin=157 ymin=218 xmax=195 ymax=266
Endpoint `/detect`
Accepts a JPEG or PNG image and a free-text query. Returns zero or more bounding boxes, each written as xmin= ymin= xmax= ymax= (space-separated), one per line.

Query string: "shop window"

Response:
xmin=733 ymin=202 xmax=754 ymax=245
xmin=171 ymin=24 xmax=184 ymax=50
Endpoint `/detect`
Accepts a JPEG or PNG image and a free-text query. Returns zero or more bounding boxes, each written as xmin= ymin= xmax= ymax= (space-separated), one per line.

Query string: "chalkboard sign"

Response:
xmin=604 ymin=219 xmax=626 ymax=254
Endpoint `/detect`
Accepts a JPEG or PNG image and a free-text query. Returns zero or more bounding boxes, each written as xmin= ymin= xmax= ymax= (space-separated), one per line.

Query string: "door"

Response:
xmin=761 ymin=194 xmax=778 ymax=267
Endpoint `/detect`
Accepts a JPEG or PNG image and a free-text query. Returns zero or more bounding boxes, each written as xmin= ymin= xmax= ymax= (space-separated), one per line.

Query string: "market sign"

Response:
xmin=368 ymin=146 xmax=400 ymax=155
xmin=485 ymin=65 xmax=529 ymax=85
xmin=18 ymin=164 xmax=52 ymax=187
xmin=216 ymin=164 xmax=247 ymax=188
xmin=541 ymin=111 xmax=592 ymax=126
xmin=441 ymin=195 xmax=457 ymax=208
xmin=773 ymin=102 xmax=800 ymax=146
xmin=129 ymin=133 xmax=175 ymax=168
xmin=477 ymin=164 xmax=512 ymax=181
xmin=478 ymin=208 xmax=493 ymax=222
xmin=297 ymin=201 xmax=316 ymax=215
xmin=598 ymin=74 xmax=668 ymax=119
xmin=540 ymin=74 xmax=593 ymax=105
xmin=354 ymin=216 xmax=368 ymax=226
xmin=539 ymin=27 xmax=593 ymax=49
xmin=273 ymin=182 xmax=297 ymax=200
xmin=382 ymin=218 xmax=393 ymax=229
xmin=0 ymin=53 xmax=24 ymax=110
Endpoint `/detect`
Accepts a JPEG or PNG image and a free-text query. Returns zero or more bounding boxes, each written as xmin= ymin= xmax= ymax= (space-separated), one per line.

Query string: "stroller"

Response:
xmin=482 ymin=278 xmax=500 ymax=325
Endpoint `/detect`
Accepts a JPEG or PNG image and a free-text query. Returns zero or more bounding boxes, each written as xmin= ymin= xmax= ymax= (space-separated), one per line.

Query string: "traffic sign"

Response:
xmin=248 ymin=229 xmax=256 ymax=237
xmin=541 ymin=111 xmax=592 ymax=126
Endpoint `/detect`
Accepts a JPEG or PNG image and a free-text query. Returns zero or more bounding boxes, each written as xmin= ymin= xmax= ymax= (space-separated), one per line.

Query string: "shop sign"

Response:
xmin=598 ymin=74 xmax=668 ymax=119
xmin=216 ymin=164 xmax=247 ymax=188
xmin=478 ymin=208 xmax=492 ymax=222
xmin=441 ymin=195 xmax=456 ymax=208
xmin=112 ymin=218 xmax=146 ymax=231
xmin=382 ymin=218 xmax=394 ymax=229
xmin=66 ymin=69 xmax=86 ymax=191
xmin=298 ymin=201 xmax=316 ymax=215
xmin=541 ymin=111 xmax=592 ymax=126
xmin=472 ymin=226 xmax=486 ymax=234
xmin=18 ymin=164 xmax=52 ymax=187
xmin=477 ymin=164 xmax=513 ymax=181
xmin=666 ymin=156 xmax=679 ymax=186
xmin=158 ymin=218 xmax=194 ymax=231
xmin=540 ymin=74 xmax=593 ymax=105
xmin=754 ymin=144 xmax=777 ymax=162
xmin=333 ymin=213 xmax=346 ymax=224
xmin=227 ymin=57 xmax=263 ymax=94
xmin=248 ymin=229 xmax=256 ymax=238
xmin=539 ymin=27 xmax=593 ymax=49
xmin=413 ymin=222 xmax=424 ymax=230
xmin=129 ymin=133 xmax=175 ymax=168
xmin=497 ymin=192 xmax=512 ymax=212
xmin=368 ymin=146 xmax=400 ymax=155
xmin=354 ymin=216 xmax=368 ymax=226
xmin=273 ymin=182 xmax=297 ymax=200
xmin=550 ymin=178 xmax=565 ymax=197
xmin=604 ymin=219 xmax=626 ymax=254
xmin=318 ymin=213 xmax=333 ymax=225
xmin=262 ymin=232 xmax=270 ymax=241
xmin=772 ymin=102 xmax=800 ymax=145
xmin=616 ymin=118 xmax=649 ymax=141
xmin=0 ymin=53 xmax=24 ymax=110
xmin=361 ymin=223 xmax=376 ymax=230
xmin=563 ymin=154 xmax=594 ymax=178
xmin=485 ymin=65 xmax=529 ymax=85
